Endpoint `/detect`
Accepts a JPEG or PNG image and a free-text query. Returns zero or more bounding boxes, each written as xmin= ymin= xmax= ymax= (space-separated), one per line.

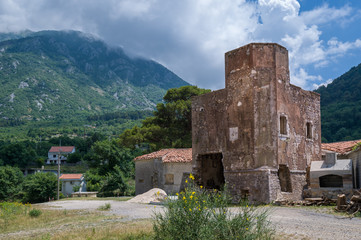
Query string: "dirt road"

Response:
xmin=42 ymin=200 xmax=361 ymax=240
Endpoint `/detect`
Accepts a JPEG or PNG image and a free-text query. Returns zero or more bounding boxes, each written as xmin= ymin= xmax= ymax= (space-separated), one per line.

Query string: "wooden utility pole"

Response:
xmin=57 ymin=148 xmax=62 ymax=200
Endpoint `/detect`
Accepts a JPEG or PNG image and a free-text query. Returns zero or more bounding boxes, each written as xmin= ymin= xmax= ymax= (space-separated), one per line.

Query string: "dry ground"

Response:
xmin=1 ymin=199 xmax=361 ymax=239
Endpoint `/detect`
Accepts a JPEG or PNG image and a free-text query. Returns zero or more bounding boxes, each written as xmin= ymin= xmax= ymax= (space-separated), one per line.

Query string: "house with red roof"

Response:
xmin=134 ymin=148 xmax=192 ymax=195
xmin=59 ymin=173 xmax=86 ymax=196
xmin=46 ymin=146 xmax=75 ymax=164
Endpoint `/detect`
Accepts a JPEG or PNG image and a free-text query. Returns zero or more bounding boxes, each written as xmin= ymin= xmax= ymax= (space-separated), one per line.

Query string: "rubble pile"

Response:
xmin=275 ymin=197 xmax=336 ymax=207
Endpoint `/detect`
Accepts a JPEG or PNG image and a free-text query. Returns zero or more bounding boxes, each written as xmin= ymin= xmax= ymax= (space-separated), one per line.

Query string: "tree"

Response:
xmin=0 ymin=166 xmax=24 ymax=201
xmin=0 ymin=142 xmax=37 ymax=168
xmin=86 ymin=139 xmax=134 ymax=176
xmin=22 ymin=172 xmax=57 ymax=203
xmin=119 ymin=86 xmax=210 ymax=151
xmin=98 ymin=166 xmax=130 ymax=197
xmin=67 ymin=152 xmax=82 ymax=164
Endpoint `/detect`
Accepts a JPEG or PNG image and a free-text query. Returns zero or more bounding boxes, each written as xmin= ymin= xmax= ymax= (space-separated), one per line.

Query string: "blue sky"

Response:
xmin=1 ymin=0 xmax=360 ymax=91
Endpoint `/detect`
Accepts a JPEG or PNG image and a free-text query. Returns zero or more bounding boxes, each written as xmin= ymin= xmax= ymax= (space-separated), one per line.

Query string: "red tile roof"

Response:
xmin=59 ymin=174 xmax=83 ymax=180
xmin=321 ymin=140 xmax=361 ymax=154
xmin=134 ymin=148 xmax=192 ymax=163
xmin=49 ymin=146 xmax=75 ymax=153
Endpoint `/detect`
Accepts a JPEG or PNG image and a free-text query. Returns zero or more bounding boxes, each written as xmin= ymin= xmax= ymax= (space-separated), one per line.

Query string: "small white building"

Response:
xmin=322 ymin=140 xmax=361 ymax=188
xmin=47 ymin=146 xmax=75 ymax=164
xmin=59 ymin=174 xmax=86 ymax=196
xmin=134 ymin=148 xmax=192 ymax=195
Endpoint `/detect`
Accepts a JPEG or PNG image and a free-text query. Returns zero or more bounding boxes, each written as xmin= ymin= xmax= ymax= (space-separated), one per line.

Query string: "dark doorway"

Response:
xmin=278 ymin=164 xmax=292 ymax=192
xmin=198 ymin=153 xmax=225 ymax=190
xmin=319 ymin=174 xmax=343 ymax=188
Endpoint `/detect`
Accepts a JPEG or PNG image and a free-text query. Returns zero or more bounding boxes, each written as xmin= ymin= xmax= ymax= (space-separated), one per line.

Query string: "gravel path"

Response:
xmin=41 ymin=200 xmax=361 ymax=239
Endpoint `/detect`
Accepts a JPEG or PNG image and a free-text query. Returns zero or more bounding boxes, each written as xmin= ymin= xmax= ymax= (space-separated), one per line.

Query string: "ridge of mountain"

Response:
xmin=0 ymin=30 xmax=189 ymax=120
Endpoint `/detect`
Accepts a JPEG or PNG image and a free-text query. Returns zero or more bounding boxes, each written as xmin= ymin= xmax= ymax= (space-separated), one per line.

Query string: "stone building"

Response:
xmin=321 ymin=140 xmax=361 ymax=189
xmin=192 ymin=43 xmax=321 ymax=203
xmin=308 ymin=152 xmax=353 ymax=198
xmin=134 ymin=148 xmax=192 ymax=195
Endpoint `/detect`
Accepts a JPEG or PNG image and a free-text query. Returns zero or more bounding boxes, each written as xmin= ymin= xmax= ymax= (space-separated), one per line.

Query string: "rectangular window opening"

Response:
xmin=165 ymin=174 xmax=174 ymax=185
xmin=280 ymin=116 xmax=287 ymax=135
xmin=306 ymin=122 xmax=312 ymax=139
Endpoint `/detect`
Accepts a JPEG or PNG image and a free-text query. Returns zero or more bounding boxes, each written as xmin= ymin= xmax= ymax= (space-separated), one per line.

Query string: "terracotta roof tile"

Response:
xmin=49 ymin=146 xmax=75 ymax=153
xmin=134 ymin=148 xmax=192 ymax=163
xmin=59 ymin=174 xmax=83 ymax=180
xmin=321 ymin=140 xmax=361 ymax=154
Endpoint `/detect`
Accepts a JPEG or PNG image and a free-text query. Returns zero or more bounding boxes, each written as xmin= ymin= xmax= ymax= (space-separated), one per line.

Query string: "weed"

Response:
xmin=98 ymin=203 xmax=111 ymax=211
xmin=0 ymin=202 xmax=31 ymax=229
xmin=29 ymin=209 xmax=42 ymax=217
xmin=153 ymin=174 xmax=274 ymax=240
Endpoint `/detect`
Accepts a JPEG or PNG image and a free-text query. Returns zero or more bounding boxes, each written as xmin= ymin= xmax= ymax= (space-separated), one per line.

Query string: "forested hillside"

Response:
xmin=315 ymin=63 xmax=361 ymax=142
xmin=0 ymin=30 xmax=188 ymax=121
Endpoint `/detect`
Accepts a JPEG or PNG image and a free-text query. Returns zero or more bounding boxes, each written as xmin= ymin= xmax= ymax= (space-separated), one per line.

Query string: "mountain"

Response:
xmin=315 ymin=63 xmax=361 ymax=142
xmin=0 ymin=30 xmax=189 ymax=121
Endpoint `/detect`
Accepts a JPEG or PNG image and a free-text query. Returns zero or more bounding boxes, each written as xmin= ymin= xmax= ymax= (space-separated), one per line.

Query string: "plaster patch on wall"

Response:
xmin=237 ymin=101 xmax=242 ymax=106
xmin=229 ymin=127 xmax=238 ymax=143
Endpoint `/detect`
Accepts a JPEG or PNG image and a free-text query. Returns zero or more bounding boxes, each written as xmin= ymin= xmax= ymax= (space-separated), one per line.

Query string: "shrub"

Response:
xmin=22 ymin=172 xmax=57 ymax=203
xmin=153 ymin=174 xmax=274 ymax=240
xmin=72 ymin=185 xmax=81 ymax=192
xmin=29 ymin=209 xmax=42 ymax=217
xmin=98 ymin=203 xmax=111 ymax=211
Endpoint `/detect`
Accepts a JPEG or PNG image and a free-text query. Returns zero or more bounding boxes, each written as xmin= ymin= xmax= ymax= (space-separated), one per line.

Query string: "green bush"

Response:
xmin=29 ymin=208 xmax=42 ymax=217
xmin=22 ymin=172 xmax=57 ymax=203
xmin=153 ymin=174 xmax=274 ymax=240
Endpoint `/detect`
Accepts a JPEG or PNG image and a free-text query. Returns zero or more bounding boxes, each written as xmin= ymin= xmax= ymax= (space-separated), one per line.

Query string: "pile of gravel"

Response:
xmin=127 ymin=188 xmax=167 ymax=204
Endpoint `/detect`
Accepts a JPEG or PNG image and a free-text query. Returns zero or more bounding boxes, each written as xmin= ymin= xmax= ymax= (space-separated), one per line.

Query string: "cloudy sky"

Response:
xmin=1 ymin=0 xmax=361 ymax=90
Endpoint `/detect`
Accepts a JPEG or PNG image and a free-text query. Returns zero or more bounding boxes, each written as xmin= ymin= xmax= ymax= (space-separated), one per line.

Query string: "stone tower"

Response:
xmin=192 ymin=43 xmax=321 ymax=203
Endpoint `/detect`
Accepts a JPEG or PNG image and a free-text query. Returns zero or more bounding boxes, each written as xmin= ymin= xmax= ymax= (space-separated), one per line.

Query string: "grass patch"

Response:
xmin=98 ymin=203 xmax=111 ymax=211
xmin=0 ymin=205 xmax=154 ymax=239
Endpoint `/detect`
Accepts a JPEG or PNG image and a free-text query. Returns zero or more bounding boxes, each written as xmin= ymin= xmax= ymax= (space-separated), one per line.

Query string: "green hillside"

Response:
xmin=0 ymin=30 xmax=189 ymax=121
xmin=315 ymin=63 xmax=361 ymax=142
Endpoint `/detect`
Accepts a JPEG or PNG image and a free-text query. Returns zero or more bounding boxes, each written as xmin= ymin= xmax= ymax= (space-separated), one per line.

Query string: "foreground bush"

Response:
xmin=153 ymin=174 xmax=274 ymax=240
xmin=29 ymin=209 xmax=42 ymax=217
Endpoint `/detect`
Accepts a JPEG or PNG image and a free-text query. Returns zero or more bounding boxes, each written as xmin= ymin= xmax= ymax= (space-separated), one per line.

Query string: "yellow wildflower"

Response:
xmin=185 ymin=180 xmax=188 ymax=183
xmin=189 ymin=208 xmax=192 ymax=212
xmin=189 ymin=174 xmax=195 ymax=180
xmin=192 ymin=192 xmax=195 ymax=195
xmin=190 ymin=195 xmax=193 ymax=200
xmin=176 ymin=193 xmax=179 ymax=196
xmin=200 ymin=185 xmax=203 ymax=189
xmin=183 ymin=196 xmax=186 ymax=200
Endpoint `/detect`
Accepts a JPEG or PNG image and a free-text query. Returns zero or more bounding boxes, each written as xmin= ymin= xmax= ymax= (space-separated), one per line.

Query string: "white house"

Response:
xmin=47 ymin=146 xmax=75 ymax=164
xmin=59 ymin=174 xmax=86 ymax=196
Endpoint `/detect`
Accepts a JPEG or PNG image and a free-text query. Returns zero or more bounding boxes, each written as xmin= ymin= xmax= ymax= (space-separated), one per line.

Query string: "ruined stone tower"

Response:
xmin=192 ymin=43 xmax=321 ymax=203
